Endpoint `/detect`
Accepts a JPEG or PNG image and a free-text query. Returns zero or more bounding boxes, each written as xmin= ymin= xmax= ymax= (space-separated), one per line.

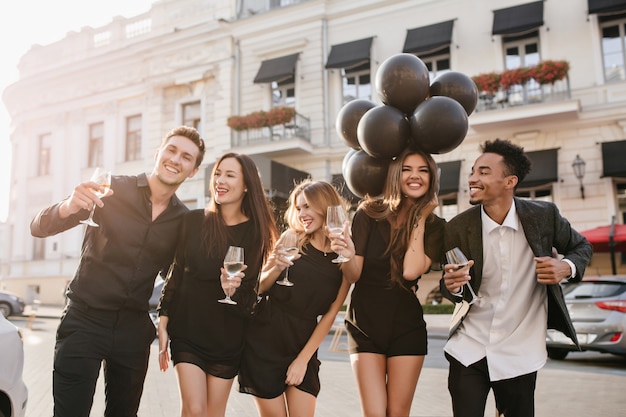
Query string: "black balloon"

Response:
xmin=429 ymin=71 xmax=479 ymax=116
xmin=375 ymin=53 xmax=430 ymax=115
xmin=343 ymin=150 xmax=390 ymax=198
xmin=357 ymin=105 xmax=410 ymax=159
xmin=342 ymin=148 xmax=358 ymax=173
xmin=335 ymin=99 xmax=376 ymax=149
xmin=409 ymin=96 xmax=468 ymax=154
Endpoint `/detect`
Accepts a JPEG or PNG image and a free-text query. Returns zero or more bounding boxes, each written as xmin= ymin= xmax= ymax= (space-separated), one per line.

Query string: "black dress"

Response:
xmin=345 ymin=209 xmax=445 ymax=356
xmin=238 ymin=244 xmax=342 ymax=398
xmin=158 ymin=210 xmax=261 ymax=379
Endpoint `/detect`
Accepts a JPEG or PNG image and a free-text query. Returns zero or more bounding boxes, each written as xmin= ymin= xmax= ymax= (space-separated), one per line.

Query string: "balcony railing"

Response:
xmin=231 ymin=111 xmax=311 ymax=147
xmin=475 ymin=77 xmax=571 ymax=112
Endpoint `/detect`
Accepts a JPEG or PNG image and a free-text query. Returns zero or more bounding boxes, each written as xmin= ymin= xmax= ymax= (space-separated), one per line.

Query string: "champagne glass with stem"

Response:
xmin=218 ymin=246 xmax=244 ymax=305
xmin=326 ymin=205 xmax=349 ymax=263
xmin=80 ymin=167 xmax=111 ymax=228
xmin=276 ymin=232 xmax=298 ymax=287
xmin=445 ymin=247 xmax=480 ymax=305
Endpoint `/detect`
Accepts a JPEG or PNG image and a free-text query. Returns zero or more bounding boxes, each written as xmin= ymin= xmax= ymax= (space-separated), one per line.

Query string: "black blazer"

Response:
xmin=440 ymin=198 xmax=593 ymax=346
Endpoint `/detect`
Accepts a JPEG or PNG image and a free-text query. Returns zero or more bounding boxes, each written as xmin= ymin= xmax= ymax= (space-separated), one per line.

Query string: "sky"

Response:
xmin=0 ymin=0 xmax=156 ymax=221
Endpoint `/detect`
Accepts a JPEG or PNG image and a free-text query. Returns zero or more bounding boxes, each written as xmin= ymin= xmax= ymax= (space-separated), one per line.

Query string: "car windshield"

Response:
xmin=562 ymin=281 xmax=626 ymax=299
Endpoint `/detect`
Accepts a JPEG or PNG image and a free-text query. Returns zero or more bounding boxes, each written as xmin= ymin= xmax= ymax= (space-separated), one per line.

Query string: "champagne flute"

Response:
xmin=218 ymin=246 xmax=244 ymax=305
xmin=445 ymin=247 xmax=480 ymax=305
xmin=326 ymin=205 xmax=349 ymax=263
xmin=80 ymin=167 xmax=111 ymax=227
xmin=276 ymin=232 xmax=298 ymax=287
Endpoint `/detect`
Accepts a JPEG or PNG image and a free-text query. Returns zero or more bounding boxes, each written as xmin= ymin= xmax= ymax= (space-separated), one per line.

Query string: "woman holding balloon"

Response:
xmin=338 ymin=147 xmax=445 ymax=417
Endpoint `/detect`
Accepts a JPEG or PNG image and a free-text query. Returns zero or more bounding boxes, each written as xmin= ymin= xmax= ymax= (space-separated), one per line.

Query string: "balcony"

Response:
xmin=469 ymin=61 xmax=579 ymax=131
xmin=475 ymin=78 xmax=571 ymax=112
xmin=230 ymin=111 xmax=313 ymax=156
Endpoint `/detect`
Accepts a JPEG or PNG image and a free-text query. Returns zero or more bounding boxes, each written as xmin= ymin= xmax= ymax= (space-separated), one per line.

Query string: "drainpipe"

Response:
xmin=322 ymin=18 xmax=330 ymax=146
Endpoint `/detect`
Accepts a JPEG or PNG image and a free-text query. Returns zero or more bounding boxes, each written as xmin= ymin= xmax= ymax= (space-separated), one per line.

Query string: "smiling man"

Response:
xmin=30 ymin=126 xmax=205 ymax=417
xmin=440 ymin=138 xmax=592 ymax=417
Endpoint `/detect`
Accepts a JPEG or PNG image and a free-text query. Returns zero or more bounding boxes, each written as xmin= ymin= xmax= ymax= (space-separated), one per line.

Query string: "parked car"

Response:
xmin=0 ymin=314 xmax=28 ymax=417
xmin=148 ymin=276 xmax=165 ymax=330
xmin=546 ymin=275 xmax=626 ymax=360
xmin=0 ymin=291 xmax=25 ymax=318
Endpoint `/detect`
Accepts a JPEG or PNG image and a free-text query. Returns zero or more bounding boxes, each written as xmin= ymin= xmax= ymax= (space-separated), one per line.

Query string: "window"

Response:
xmin=422 ymin=52 xmax=451 ymax=82
xmin=515 ymin=187 xmax=553 ymax=202
xmin=342 ymin=65 xmax=371 ymax=103
xmin=38 ymin=133 xmax=51 ymax=176
xmin=182 ymin=101 xmax=201 ymax=130
xmin=33 ymin=238 xmax=45 ymax=261
xmin=125 ymin=115 xmax=142 ymax=161
xmin=600 ymin=15 xmax=626 ymax=82
xmin=503 ymin=32 xmax=541 ymax=103
xmin=88 ymin=122 xmax=104 ymax=168
xmin=326 ymin=38 xmax=373 ymax=104
xmin=272 ymin=80 xmax=295 ymax=107
xmin=254 ymin=53 xmax=299 ymax=106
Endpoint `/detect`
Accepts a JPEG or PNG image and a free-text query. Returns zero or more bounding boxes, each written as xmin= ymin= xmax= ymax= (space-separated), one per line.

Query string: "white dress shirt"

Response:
xmin=444 ymin=203 xmax=548 ymax=381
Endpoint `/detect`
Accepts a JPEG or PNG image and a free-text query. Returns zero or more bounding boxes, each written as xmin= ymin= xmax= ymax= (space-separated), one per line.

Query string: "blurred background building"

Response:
xmin=2 ymin=0 xmax=626 ymax=304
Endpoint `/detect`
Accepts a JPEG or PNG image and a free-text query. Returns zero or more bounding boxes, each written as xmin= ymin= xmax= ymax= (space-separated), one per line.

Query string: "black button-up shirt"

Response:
xmin=30 ymin=173 xmax=188 ymax=312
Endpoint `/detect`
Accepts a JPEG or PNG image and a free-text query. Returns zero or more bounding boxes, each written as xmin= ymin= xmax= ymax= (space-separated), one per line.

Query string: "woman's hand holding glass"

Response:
xmin=218 ymin=246 xmax=246 ymax=305
xmin=275 ymin=232 xmax=300 ymax=287
xmin=327 ymin=220 xmax=355 ymax=262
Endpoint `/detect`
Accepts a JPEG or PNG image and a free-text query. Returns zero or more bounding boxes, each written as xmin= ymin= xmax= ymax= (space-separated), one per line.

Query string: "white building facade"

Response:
xmin=2 ymin=0 xmax=626 ymax=304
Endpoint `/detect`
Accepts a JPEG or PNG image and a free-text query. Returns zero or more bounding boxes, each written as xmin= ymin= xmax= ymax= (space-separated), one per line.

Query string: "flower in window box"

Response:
xmin=500 ymin=67 xmax=532 ymax=90
xmin=266 ymin=107 xmax=296 ymax=126
xmin=529 ymin=60 xmax=570 ymax=85
xmin=246 ymin=111 xmax=269 ymax=129
xmin=227 ymin=115 xmax=248 ymax=131
xmin=471 ymin=72 xmax=501 ymax=95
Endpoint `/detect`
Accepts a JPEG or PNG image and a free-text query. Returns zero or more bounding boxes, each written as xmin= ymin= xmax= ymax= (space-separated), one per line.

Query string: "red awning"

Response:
xmin=580 ymin=224 xmax=626 ymax=252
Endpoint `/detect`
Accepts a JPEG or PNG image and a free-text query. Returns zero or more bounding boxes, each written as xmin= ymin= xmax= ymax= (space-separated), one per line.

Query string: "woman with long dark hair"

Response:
xmin=157 ymin=153 xmax=278 ymax=417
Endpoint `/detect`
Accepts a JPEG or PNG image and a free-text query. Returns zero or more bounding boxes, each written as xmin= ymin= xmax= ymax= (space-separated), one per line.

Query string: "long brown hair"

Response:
xmin=202 ymin=153 xmax=278 ymax=266
xmin=359 ymin=148 xmax=439 ymax=286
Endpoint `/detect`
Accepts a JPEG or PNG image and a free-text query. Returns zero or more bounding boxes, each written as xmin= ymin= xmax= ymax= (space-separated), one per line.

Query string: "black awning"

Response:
xmin=519 ymin=148 xmax=558 ymax=188
xmin=492 ymin=1 xmax=544 ymax=36
xmin=588 ymin=0 xmax=626 ymax=14
xmin=438 ymin=160 xmax=462 ymax=196
xmin=403 ymin=20 xmax=454 ymax=55
xmin=601 ymin=140 xmax=626 ymax=178
xmin=254 ymin=53 xmax=299 ymax=84
xmin=325 ymin=37 xmax=373 ymax=69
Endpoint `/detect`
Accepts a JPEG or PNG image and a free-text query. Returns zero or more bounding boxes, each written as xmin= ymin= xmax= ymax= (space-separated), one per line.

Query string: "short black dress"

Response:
xmin=238 ymin=244 xmax=342 ymax=398
xmin=345 ymin=209 xmax=445 ymax=356
xmin=158 ymin=210 xmax=261 ymax=379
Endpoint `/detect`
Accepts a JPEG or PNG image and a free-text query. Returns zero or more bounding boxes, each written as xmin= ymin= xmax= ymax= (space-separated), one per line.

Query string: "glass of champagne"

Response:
xmin=80 ymin=167 xmax=111 ymax=228
xmin=218 ymin=246 xmax=244 ymax=305
xmin=276 ymin=232 xmax=298 ymax=287
xmin=326 ymin=205 xmax=349 ymax=263
xmin=445 ymin=247 xmax=480 ymax=305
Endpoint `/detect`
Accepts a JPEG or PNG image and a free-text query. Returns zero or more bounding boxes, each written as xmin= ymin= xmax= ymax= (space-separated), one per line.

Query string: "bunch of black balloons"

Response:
xmin=337 ymin=53 xmax=478 ymax=198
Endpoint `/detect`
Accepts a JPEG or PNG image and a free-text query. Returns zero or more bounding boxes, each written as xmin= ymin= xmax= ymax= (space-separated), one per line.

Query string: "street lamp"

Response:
xmin=572 ymin=154 xmax=586 ymax=199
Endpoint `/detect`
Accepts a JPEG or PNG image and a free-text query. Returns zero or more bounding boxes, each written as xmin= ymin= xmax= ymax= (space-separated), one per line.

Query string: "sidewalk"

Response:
xmin=19 ymin=305 xmax=626 ymax=416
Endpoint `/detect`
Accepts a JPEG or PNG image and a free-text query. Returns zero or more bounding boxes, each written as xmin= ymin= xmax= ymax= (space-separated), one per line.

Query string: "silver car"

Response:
xmin=0 ymin=291 xmax=25 ymax=318
xmin=546 ymin=275 xmax=626 ymax=360
xmin=0 ymin=314 xmax=28 ymax=417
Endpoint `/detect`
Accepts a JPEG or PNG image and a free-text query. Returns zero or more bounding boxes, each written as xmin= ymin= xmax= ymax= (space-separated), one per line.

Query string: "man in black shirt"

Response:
xmin=31 ymin=126 xmax=205 ymax=417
